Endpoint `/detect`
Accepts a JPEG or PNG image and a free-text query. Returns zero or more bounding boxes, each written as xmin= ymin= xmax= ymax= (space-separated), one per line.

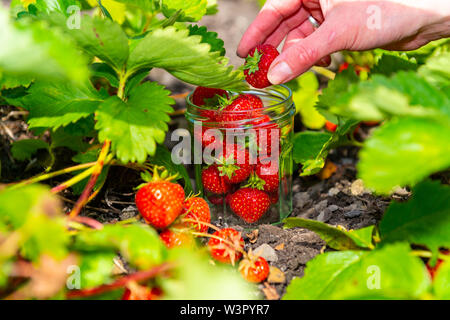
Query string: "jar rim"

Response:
xmin=185 ymin=84 xmax=293 ymax=113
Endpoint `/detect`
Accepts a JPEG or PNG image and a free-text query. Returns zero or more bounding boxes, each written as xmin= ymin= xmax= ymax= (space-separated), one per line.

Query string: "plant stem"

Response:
xmin=7 ymin=162 xmax=97 ymax=190
xmin=312 ymin=66 xmax=336 ymax=80
xmin=69 ymin=140 xmax=111 ymax=218
xmin=66 ymin=263 xmax=172 ymax=298
xmin=181 ymin=218 xmax=221 ymax=232
xmin=69 ymin=216 xmax=104 ymax=230
xmin=191 ymin=231 xmax=248 ymax=259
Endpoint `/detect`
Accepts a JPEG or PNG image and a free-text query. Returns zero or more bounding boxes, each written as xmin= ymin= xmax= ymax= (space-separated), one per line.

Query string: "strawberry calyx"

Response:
xmin=217 ymin=94 xmax=236 ymax=110
xmin=216 ymin=154 xmax=240 ymax=180
xmin=202 ymin=93 xmax=229 ymax=108
xmin=243 ymin=172 xmax=266 ymax=191
xmin=243 ymin=48 xmax=262 ymax=74
xmin=135 ymin=166 xmax=179 ymax=190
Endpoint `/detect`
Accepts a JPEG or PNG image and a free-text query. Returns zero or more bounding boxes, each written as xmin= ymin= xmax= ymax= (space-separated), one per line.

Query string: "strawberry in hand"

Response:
xmin=244 ymin=44 xmax=279 ymax=88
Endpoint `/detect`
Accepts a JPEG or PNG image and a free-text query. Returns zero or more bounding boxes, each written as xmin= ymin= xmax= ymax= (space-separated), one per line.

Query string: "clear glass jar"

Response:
xmin=186 ymin=85 xmax=295 ymax=226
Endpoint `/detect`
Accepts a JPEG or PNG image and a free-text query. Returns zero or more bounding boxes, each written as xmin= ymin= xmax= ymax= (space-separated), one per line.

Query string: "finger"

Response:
xmin=268 ymin=20 xmax=344 ymax=84
xmin=281 ymin=19 xmax=316 ymax=51
xmin=264 ymin=7 xmax=310 ymax=49
xmin=283 ymin=27 xmax=332 ymax=67
xmin=237 ymin=0 xmax=303 ymax=57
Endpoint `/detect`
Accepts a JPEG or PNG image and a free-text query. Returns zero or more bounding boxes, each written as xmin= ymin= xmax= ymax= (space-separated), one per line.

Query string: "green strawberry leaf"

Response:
xmin=127 ymin=26 xmax=247 ymax=91
xmin=287 ymin=72 xmax=324 ymax=129
xmin=187 ymin=25 xmax=225 ymax=56
xmin=95 ymin=81 xmax=174 ymax=163
xmin=379 ymin=181 xmax=450 ymax=257
xmin=11 ymin=139 xmax=50 ymax=161
xmin=163 ymin=249 xmax=258 ymax=299
xmin=283 ymin=243 xmax=430 ymax=299
xmin=283 ymin=218 xmax=374 ymax=250
xmin=78 ymin=252 xmax=116 ymax=289
xmin=0 ymin=185 xmax=69 ymax=262
xmin=371 ymin=53 xmax=418 ymax=76
xmin=0 ymin=72 xmax=33 ymax=90
xmin=73 ymin=223 xmax=167 ymax=270
xmin=357 ymin=117 xmax=450 ymax=193
xmin=90 ymin=63 xmax=119 ymax=88
xmin=205 ymin=0 xmax=218 ymax=15
xmin=161 ymin=0 xmax=207 ymax=22
xmin=418 ymin=52 xmax=450 ymax=88
xmin=20 ymin=80 xmax=103 ymax=130
xmin=0 ymin=8 xmax=88 ymax=81
xmin=33 ymin=0 xmax=81 ymax=15
xmin=46 ymin=13 xmax=129 ymax=71
xmin=293 ymin=131 xmax=332 ymax=164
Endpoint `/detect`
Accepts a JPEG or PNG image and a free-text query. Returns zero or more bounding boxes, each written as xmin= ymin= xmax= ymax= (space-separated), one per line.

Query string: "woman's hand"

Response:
xmin=237 ymin=0 xmax=450 ymax=84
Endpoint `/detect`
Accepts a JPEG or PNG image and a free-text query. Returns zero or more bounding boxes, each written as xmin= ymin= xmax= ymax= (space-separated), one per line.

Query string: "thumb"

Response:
xmin=268 ymin=20 xmax=344 ymax=84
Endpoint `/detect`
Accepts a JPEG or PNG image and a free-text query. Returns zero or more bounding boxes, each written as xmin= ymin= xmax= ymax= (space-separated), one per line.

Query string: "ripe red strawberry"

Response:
xmin=207 ymin=193 xmax=233 ymax=206
xmin=192 ymin=86 xmax=229 ymax=107
xmin=182 ymin=197 xmax=211 ymax=232
xmin=216 ymin=144 xmax=253 ymax=184
xmin=201 ymin=165 xmax=231 ymax=194
xmin=135 ymin=174 xmax=185 ymax=229
xmin=218 ymin=94 xmax=258 ymax=125
xmin=159 ymin=228 xmax=194 ymax=249
xmin=239 ymin=251 xmax=270 ymax=283
xmin=251 ymin=115 xmax=280 ymax=158
xmin=338 ymin=62 xmax=369 ymax=76
xmin=324 ymin=120 xmax=337 ymax=132
xmin=229 ymin=187 xmax=271 ymax=223
xmin=122 ymin=285 xmax=163 ymax=300
xmin=208 ymin=228 xmax=244 ymax=265
xmin=255 ymin=161 xmax=279 ymax=193
xmin=244 ymin=44 xmax=280 ymax=88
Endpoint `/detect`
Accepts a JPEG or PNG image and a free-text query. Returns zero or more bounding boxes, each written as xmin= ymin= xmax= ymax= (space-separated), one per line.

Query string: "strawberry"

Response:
xmin=239 ymin=250 xmax=270 ymax=283
xmin=324 ymin=120 xmax=337 ymax=132
xmin=207 ymin=193 xmax=233 ymax=206
xmin=268 ymin=191 xmax=279 ymax=204
xmin=251 ymin=115 xmax=280 ymax=158
xmin=135 ymin=169 xmax=185 ymax=229
xmin=201 ymin=164 xmax=231 ymax=194
xmin=192 ymin=86 xmax=229 ymax=107
xmin=208 ymin=228 xmax=244 ymax=265
xmin=255 ymin=161 xmax=279 ymax=193
xmin=216 ymin=144 xmax=253 ymax=184
xmin=338 ymin=62 xmax=369 ymax=76
xmin=229 ymin=187 xmax=271 ymax=223
xmin=182 ymin=196 xmax=211 ymax=232
xmin=218 ymin=94 xmax=260 ymax=125
xmin=122 ymin=284 xmax=163 ymax=300
xmin=244 ymin=44 xmax=280 ymax=88
xmin=159 ymin=228 xmax=194 ymax=249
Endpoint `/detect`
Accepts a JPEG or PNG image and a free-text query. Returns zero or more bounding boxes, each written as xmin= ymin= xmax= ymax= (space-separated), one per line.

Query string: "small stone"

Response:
xmin=314 ymin=199 xmax=328 ymax=212
xmin=316 ymin=211 xmax=329 ymax=222
xmin=328 ymin=187 xmax=340 ymax=196
xmin=393 ymin=186 xmax=410 ymax=196
xmin=350 ymin=179 xmax=365 ymax=196
xmin=344 ymin=209 xmax=362 ymax=218
xmin=292 ymin=184 xmax=301 ymax=193
xmin=327 ymin=205 xmax=339 ymax=212
xmin=120 ymin=206 xmax=138 ymax=220
xmin=294 ymin=192 xmax=311 ymax=208
xmin=253 ymin=243 xmax=278 ymax=262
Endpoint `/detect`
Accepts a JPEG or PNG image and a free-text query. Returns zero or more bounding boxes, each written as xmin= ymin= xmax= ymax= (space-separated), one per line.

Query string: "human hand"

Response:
xmin=237 ymin=0 xmax=450 ymax=84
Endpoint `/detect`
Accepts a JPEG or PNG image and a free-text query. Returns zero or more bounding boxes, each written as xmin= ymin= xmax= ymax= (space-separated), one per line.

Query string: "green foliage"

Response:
xmin=95 ymin=82 xmax=174 ymax=163
xmin=284 ymin=243 xmax=430 ymax=299
xmin=161 ymin=0 xmax=208 ymax=22
xmin=358 ymin=118 xmax=450 ymax=193
xmin=11 ymin=139 xmax=50 ymax=161
xmin=379 ymin=181 xmax=450 ymax=257
xmin=433 ymin=261 xmax=450 ymax=299
xmin=0 ymin=7 xmax=88 ymax=81
xmin=284 ymin=218 xmax=374 ymax=250
xmin=187 ymin=25 xmax=225 ymax=56
xmin=287 ymin=72 xmax=325 ymax=129
xmin=127 ymin=26 xmax=247 ymax=91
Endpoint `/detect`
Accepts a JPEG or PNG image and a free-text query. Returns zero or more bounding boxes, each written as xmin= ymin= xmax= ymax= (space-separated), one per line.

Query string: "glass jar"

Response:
xmin=186 ymin=85 xmax=295 ymax=226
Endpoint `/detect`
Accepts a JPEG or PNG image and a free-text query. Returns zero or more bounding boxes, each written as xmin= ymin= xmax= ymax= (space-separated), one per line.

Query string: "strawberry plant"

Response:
xmin=286 ymin=41 xmax=450 ymax=299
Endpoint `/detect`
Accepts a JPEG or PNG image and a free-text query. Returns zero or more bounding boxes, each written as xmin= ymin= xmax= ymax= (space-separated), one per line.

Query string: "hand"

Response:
xmin=237 ymin=0 xmax=450 ymax=84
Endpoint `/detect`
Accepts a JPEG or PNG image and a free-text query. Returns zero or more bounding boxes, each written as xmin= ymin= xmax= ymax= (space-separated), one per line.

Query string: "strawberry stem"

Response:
xmin=190 ymin=231 xmax=248 ymax=259
xmin=181 ymin=218 xmax=221 ymax=232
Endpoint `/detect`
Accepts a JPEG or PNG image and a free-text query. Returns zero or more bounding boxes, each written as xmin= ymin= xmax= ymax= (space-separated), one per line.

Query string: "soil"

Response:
xmin=0 ymin=0 xmax=411 ymax=300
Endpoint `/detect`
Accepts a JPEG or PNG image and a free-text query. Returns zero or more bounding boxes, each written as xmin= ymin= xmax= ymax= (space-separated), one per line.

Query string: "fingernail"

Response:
xmin=268 ymin=61 xmax=292 ymax=84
